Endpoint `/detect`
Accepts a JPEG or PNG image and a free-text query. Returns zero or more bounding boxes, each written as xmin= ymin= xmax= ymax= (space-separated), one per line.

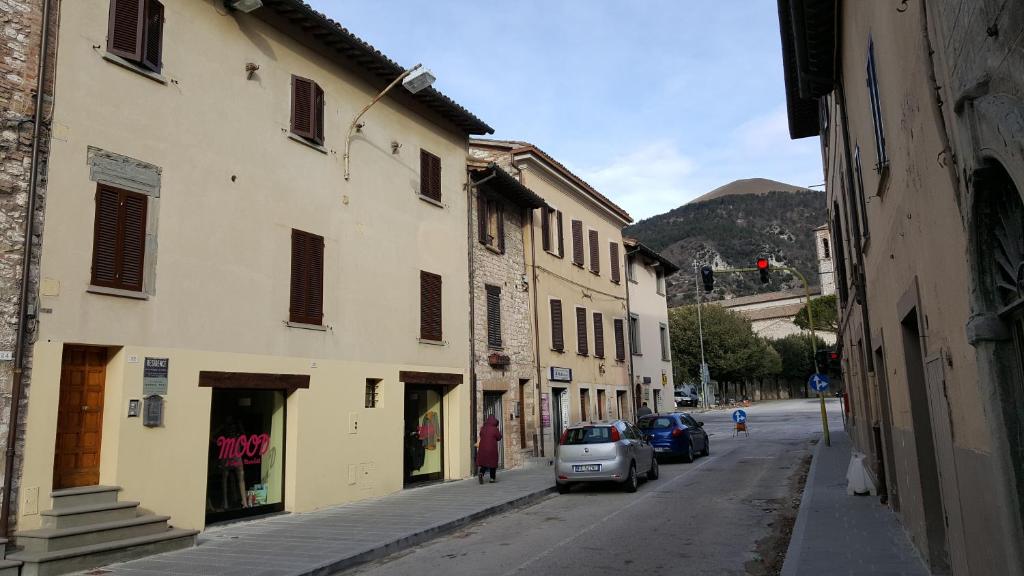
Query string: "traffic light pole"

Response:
xmin=693 ymin=261 xmax=710 ymax=410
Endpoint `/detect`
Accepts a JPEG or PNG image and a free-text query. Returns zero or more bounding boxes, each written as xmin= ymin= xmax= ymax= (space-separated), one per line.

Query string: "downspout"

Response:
xmin=3 ymin=0 xmax=52 ymax=538
xmin=467 ymin=170 xmax=496 ymax=474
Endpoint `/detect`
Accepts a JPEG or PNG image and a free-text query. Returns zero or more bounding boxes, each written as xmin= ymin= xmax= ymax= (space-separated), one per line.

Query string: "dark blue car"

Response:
xmin=637 ymin=412 xmax=709 ymax=463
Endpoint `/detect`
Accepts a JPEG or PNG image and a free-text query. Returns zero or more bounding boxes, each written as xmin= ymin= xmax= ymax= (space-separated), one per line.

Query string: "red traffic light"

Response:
xmin=756 ymin=258 xmax=769 ymax=270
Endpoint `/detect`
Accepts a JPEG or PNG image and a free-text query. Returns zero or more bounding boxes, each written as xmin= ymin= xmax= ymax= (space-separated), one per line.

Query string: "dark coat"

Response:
xmin=476 ymin=415 xmax=502 ymax=469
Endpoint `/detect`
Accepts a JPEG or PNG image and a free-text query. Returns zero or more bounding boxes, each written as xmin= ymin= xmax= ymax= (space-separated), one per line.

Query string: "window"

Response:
xmin=614 ymin=318 xmax=626 ymax=361
xmin=609 ymin=242 xmax=621 ymax=283
xmin=580 ymin=389 xmax=590 ymax=422
xmin=420 ymin=149 xmax=442 ymax=202
xmin=290 ymin=229 xmax=324 ymax=325
xmin=91 ymin=184 xmax=147 ymax=292
xmin=593 ymin=312 xmax=605 ymax=358
xmin=822 ymin=237 xmax=831 ymax=259
xmin=626 ymin=255 xmax=637 ymax=282
xmin=656 ymin=270 xmax=666 ymax=295
xmin=107 ymin=0 xmax=164 ymax=73
xmin=541 ymin=207 xmax=563 ymax=257
xmin=550 ymin=299 xmax=564 ymax=351
xmin=831 ymin=204 xmax=850 ymax=304
xmin=364 ymin=378 xmax=381 ymax=408
xmin=660 ymin=323 xmax=670 ymax=361
xmin=588 ymin=229 xmax=600 ymax=274
xmin=629 ymin=314 xmax=641 ymax=355
xmin=477 ymin=195 xmax=504 ymax=252
xmin=486 ymin=285 xmax=502 ymax=348
xmin=571 ymin=220 xmax=585 ymax=267
xmin=576 ymin=307 xmax=589 ymax=356
xmin=420 ymin=271 xmax=443 ymax=341
xmin=291 ymin=76 xmax=325 ymax=145
xmin=866 ymin=37 xmax=887 ymax=171
xmin=854 ymin=145 xmax=870 ymax=241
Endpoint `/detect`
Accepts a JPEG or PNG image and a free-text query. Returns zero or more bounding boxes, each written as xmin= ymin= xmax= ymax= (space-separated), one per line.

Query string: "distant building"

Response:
xmin=718 ymin=289 xmax=836 ymax=344
xmin=814 ymin=224 xmax=835 ymax=297
xmin=624 ymin=239 xmax=679 ymax=414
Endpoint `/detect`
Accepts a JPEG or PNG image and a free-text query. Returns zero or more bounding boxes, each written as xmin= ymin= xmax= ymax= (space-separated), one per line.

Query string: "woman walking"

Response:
xmin=476 ymin=414 xmax=502 ymax=484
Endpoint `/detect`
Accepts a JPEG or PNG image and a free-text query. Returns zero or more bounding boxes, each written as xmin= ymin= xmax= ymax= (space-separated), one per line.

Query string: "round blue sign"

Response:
xmin=808 ymin=373 xmax=831 ymax=393
xmin=732 ymin=409 xmax=747 ymax=423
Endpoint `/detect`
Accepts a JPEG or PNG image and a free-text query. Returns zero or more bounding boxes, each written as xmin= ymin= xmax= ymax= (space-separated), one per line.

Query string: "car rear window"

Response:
xmin=637 ymin=417 xmax=674 ymax=429
xmin=561 ymin=426 xmax=615 ymax=445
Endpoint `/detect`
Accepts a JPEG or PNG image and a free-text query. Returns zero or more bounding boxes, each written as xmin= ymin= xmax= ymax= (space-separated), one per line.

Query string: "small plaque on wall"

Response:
xmin=143 ymin=395 xmax=164 ymax=427
xmin=127 ymin=399 xmax=140 ymax=417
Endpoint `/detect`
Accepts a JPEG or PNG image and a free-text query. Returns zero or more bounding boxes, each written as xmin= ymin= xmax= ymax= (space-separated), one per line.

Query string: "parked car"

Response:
xmin=637 ymin=412 xmax=709 ymax=463
xmin=554 ymin=420 xmax=658 ymax=494
xmin=674 ymin=385 xmax=700 ymax=407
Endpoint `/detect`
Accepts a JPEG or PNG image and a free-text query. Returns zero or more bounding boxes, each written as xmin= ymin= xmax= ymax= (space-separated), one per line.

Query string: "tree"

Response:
xmin=668 ymin=305 xmax=780 ymax=386
xmin=770 ymin=333 xmax=829 ymax=382
xmin=794 ymin=294 xmax=839 ymax=332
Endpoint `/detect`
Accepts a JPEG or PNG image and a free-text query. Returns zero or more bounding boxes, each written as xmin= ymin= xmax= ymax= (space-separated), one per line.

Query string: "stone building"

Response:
xmin=719 ymin=288 xmax=836 ymax=345
xmin=468 ymin=163 xmax=545 ymax=469
xmin=813 ymin=224 xmax=835 ymax=296
xmin=779 ymin=0 xmax=1024 ymax=573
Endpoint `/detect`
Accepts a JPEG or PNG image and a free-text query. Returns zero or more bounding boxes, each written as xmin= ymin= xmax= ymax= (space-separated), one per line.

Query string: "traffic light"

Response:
xmin=757 ymin=258 xmax=770 ymax=284
xmin=815 ymin=349 xmax=841 ymax=375
xmin=700 ymin=265 xmax=714 ymax=293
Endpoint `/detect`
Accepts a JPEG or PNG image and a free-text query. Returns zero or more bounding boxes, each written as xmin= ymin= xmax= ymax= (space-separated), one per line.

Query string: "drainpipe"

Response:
xmin=467 ymin=170 xmax=496 ymax=474
xmin=3 ymin=0 xmax=52 ymax=538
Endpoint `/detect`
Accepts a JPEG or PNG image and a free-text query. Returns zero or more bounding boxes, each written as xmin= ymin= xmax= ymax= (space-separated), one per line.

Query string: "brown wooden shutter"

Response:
xmin=571 ymin=220 xmax=584 ymax=266
xmin=541 ymin=208 xmax=551 ymax=252
xmin=107 ymin=0 xmax=145 ymax=61
xmin=313 ymin=82 xmax=325 ymax=145
xmin=420 ymin=149 xmax=441 ymax=201
xmin=576 ymin=307 xmax=588 ymax=355
xmin=589 ymin=229 xmax=600 ymax=274
xmin=291 ymin=76 xmax=315 ymax=140
xmin=610 ymin=243 xmax=621 ymax=283
xmin=477 ymin=194 xmax=488 ymax=244
xmin=420 ymin=271 xmax=443 ymax=341
xmin=556 ymin=211 xmax=564 ymax=257
xmin=140 ymin=0 xmax=163 ymax=72
xmin=550 ymin=299 xmax=564 ymax=351
xmin=290 ymin=229 xmax=324 ymax=325
xmin=486 ymin=285 xmax=501 ymax=348
xmin=614 ymin=318 xmax=626 ymax=361
xmin=120 ymin=192 xmax=147 ymax=291
xmin=496 ymin=203 xmax=505 ymax=253
xmin=593 ymin=312 xmax=604 ymax=358
xmin=91 ymin=187 xmax=122 ymax=287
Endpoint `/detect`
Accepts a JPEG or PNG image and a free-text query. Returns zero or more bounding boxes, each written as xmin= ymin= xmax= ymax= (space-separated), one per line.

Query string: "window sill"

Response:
xmin=484 ymin=244 xmax=502 ymax=255
xmin=861 ymin=235 xmax=872 ymax=254
xmin=590 ymin=270 xmax=601 ymax=276
xmin=418 ymin=338 xmax=446 ymax=346
xmin=656 ymin=291 xmax=666 ymax=297
xmin=287 ymin=133 xmax=328 ymax=154
xmin=577 ymin=352 xmax=589 ymax=357
xmin=573 ymin=262 xmax=584 ymax=269
xmin=611 ymin=279 xmax=621 ymax=285
xmin=550 ymin=348 xmax=565 ymax=353
xmin=545 ymin=249 xmax=563 ymax=259
xmin=418 ymin=194 xmax=444 ymax=208
xmin=632 ymin=352 xmax=643 ymax=357
xmin=102 ymin=52 xmax=168 ymax=85
xmin=876 ymin=162 xmax=891 ymax=198
xmin=286 ymin=321 xmax=327 ymax=331
xmin=628 ymin=279 xmax=639 ymax=285
xmin=87 ymin=285 xmax=149 ymax=300
xmin=487 ymin=345 xmax=505 ymax=351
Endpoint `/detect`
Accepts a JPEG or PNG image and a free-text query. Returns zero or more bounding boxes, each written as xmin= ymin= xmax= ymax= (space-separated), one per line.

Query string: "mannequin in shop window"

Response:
xmin=212 ymin=415 xmax=248 ymax=510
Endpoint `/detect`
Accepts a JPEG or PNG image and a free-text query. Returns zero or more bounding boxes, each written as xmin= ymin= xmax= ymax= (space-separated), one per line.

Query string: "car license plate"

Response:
xmin=572 ymin=464 xmax=601 ymax=472
xmin=655 ymin=447 xmax=670 ymax=452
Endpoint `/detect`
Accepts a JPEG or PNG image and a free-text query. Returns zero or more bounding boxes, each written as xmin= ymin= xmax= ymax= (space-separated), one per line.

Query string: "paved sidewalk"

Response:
xmin=782 ymin=429 xmax=930 ymax=576
xmin=84 ymin=463 xmax=555 ymax=576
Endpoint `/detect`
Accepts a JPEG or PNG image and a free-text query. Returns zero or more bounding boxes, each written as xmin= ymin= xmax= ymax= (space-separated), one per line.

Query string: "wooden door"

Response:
xmin=53 ymin=346 xmax=107 ymax=489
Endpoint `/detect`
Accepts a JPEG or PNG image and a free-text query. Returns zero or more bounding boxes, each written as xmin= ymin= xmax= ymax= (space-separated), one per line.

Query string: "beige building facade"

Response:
xmin=17 ymin=0 xmax=492 ymax=536
xmin=780 ymin=0 xmax=1024 ymax=573
xmin=624 ymin=240 xmax=678 ymax=413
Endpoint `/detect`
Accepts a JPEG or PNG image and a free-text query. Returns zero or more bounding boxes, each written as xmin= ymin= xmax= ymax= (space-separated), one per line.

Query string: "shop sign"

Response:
xmin=216 ymin=433 xmax=272 ymax=466
xmin=549 ymin=367 xmax=572 ymax=382
xmin=540 ymin=393 xmax=550 ymax=427
xmin=143 ymin=357 xmax=169 ymax=395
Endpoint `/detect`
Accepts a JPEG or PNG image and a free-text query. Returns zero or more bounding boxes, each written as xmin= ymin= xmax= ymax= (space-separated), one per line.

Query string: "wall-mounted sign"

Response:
xmin=127 ymin=399 xmax=140 ymax=417
xmin=143 ymin=357 xmax=169 ymax=395
xmin=540 ymin=393 xmax=550 ymax=427
xmin=642 ymin=376 xmax=652 ymax=384
xmin=549 ymin=367 xmax=572 ymax=382
xmin=0 ymin=351 xmax=13 ymax=361
xmin=661 ymin=372 xmax=668 ymax=385
xmin=143 ymin=395 xmax=164 ymax=427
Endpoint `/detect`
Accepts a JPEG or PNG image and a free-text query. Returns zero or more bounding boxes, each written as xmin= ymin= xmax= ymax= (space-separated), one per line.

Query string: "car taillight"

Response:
xmin=671 ymin=428 xmax=684 ymax=437
xmin=609 ymin=427 xmax=621 ymax=441
xmin=559 ymin=429 xmax=569 ymax=445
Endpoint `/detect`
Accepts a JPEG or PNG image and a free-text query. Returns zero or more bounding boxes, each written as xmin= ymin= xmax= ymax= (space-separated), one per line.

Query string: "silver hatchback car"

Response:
xmin=554 ymin=419 xmax=658 ymax=493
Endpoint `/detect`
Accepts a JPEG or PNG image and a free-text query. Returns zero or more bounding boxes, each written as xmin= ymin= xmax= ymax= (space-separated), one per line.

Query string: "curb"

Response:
xmin=780 ymin=434 xmax=825 ymax=576
xmin=303 ymin=485 xmax=558 ymax=576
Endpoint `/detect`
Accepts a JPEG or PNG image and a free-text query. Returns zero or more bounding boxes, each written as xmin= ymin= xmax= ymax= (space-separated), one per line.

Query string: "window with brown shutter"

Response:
xmin=614 ymin=318 xmax=626 ymax=361
xmin=107 ymin=0 xmax=164 ymax=73
xmin=420 ymin=149 xmax=442 ymax=202
xmin=550 ymin=299 xmax=564 ymax=352
xmin=541 ymin=207 xmax=552 ymax=252
xmin=420 ymin=271 xmax=443 ymax=341
xmin=571 ymin=220 xmax=584 ymax=266
xmin=593 ymin=312 xmax=605 ymax=358
xmin=91 ymin=184 xmax=147 ymax=292
xmin=291 ymin=75 xmax=325 ymax=145
xmin=589 ymin=229 xmax=600 ymax=274
xmin=576 ymin=307 xmax=588 ymax=356
xmin=486 ymin=285 xmax=502 ymax=348
xmin=478 ymin=195 xmax=504 ymax=253
xmin=556 ymin=211 xmax=564 ymax=257
xmin=290 ymin=229 xmax=324 ymax=325
xmin=610 ymin=242 xmax=621 ymax=283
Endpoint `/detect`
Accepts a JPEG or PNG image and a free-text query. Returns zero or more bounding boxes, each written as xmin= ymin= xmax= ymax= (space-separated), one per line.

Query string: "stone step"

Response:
xmin=49 ymin=486 xmax=121 ymax=510
xmin=16 ymin=515 xmax=172 ymax=554
xmin=0 ymin=559 xmax=20 ymax=576
xmin=40 ymin=501 xmax=139 ymax=529
xmin=9 ymin=528 xmax=197 ymax=576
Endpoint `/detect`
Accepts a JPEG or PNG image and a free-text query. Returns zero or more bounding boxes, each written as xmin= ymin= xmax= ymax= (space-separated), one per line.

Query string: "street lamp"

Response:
xmin=343 ymin=64 xmax=436 ymax=180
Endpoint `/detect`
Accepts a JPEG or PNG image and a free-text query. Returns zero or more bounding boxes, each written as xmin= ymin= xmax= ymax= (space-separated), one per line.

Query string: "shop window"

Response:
xmin=365 ymin=378 xmax=381 ymax=408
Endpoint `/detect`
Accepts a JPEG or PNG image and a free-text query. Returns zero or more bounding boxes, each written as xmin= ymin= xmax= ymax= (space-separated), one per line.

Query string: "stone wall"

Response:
xmin=0 ymin=0 xmax=54 ymax=529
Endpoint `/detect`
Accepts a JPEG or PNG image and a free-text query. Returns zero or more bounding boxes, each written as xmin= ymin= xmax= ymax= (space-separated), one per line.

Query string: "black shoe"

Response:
xmin=478 ymin=474 xmax=484 ymax=484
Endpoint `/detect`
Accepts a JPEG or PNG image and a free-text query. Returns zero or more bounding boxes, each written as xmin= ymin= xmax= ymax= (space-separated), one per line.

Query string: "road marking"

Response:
xmin=500 ymin=447 xmax=739 ymax=576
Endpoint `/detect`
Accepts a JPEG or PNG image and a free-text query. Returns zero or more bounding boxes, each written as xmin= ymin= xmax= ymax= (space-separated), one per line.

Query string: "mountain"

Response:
xmin=625 ymin=181 xmax=826 ymax=308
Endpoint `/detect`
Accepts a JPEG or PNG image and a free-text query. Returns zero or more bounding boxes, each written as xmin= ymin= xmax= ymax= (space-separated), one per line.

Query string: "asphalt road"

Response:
xmin=341 ymin=398 xmax=841 ymax=576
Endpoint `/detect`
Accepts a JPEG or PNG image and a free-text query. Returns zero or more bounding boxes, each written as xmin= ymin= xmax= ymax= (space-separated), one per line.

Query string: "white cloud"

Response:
xmin=735 ymin=105 xmax=798 ymax=155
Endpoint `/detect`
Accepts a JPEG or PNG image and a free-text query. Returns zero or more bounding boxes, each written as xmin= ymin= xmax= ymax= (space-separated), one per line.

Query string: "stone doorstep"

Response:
xmin=16 ymin=515 xmax=172 ymax=554
xmin=40 ymin=501 xmax=141 ymax=530
xmin=0 ymin=560 xmax=20 ymax=576
xmin=8 ymin=528 xmax=197 ymax=576
xmin=49 ymin=486 xmax=123 ymax=511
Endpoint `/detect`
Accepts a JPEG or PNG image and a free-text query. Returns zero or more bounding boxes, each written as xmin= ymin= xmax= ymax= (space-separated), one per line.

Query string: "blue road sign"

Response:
xmin=732 ymin=409 xmax=747 ymax=423
xmin=809 ymin=373 xmax=831 ymax=393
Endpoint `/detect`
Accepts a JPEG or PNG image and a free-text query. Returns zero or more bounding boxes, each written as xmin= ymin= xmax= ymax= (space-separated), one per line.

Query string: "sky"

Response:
xmin=307 ymin=1 xmax=824 ymax=222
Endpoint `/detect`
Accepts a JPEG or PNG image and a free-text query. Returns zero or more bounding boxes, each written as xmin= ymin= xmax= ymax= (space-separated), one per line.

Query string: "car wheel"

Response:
xmin=556 ymin=482 xmax=572 ymax=494
xmin=701 ymin=439 xmax=710 ymax=457
xmin=623 ymin=463 xmax=638 ymax=493
xmin=647 ymin=456 xmax=659 ymax=480
xmin=683 ymin=440 xmax=695 ymax=463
